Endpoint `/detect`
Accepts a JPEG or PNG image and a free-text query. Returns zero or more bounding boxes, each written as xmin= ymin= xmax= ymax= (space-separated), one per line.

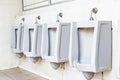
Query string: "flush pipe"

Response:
xmin=50 ymin=13 xmax=64 ymax=70
xmin=82 ymin=8 xmax=98 ymax=80
xmin=16 ymin=18 xmax=25 ymax=58
xmin=30 ymin=16 xmax=42 ymax=63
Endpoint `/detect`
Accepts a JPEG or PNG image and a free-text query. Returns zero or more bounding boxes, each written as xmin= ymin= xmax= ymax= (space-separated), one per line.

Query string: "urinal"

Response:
xmin=42 ymin=22 xmax=71 ymax=69
xmin=69 ymin=20 xmax=112 ymax=80
xmin=11 ymin=24 xmax=24 ymax=58
xmin=24 ymin=22 xmax=43 ymax=63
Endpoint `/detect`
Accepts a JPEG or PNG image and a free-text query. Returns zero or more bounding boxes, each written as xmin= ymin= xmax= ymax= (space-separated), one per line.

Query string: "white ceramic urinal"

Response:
xmin=42 ymin=22 xmax=71 ymax=69
xmin=24 ymin=22 xmax=43 ymax=63
xmin=69 ymin=20 xmax=112 ymax=80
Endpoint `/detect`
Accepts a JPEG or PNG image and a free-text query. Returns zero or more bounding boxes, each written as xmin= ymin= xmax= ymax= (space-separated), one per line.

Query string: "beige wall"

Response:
xmin=0 ymin=0 xmax=22 ymax=69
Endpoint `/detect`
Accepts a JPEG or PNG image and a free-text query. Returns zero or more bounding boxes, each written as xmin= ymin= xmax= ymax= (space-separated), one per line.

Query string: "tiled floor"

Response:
xmin=0 ymin=68 xmax=48 ymax=80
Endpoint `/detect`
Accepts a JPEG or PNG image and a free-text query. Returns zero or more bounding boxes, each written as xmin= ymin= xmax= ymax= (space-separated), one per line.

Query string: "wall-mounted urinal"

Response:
xmin=69 ymin=20 xmax=112 ymax=80
xmin=24 ymin=17 xmax=43 ymax=63
xmin=42 ymin=22 xmax=71 ymax=69
xmin=11 ymin=23 xmax=25 ymax=58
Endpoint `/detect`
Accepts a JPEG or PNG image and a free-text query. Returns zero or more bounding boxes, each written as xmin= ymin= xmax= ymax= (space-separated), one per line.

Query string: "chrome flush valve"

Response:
xmin=35 ymin=16 xmax=41 ymax=24
xmin=90 ymin=8 xmax=98 ymax=21
xmin=20 ymin=18 xmax=25 ymax=25
xmin=56 ymin=12 xmax=63 ymax=22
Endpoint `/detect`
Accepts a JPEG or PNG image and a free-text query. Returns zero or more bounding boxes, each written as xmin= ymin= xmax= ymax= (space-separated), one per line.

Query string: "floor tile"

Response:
xmin=0 ymin=68 xmax=48 ymax=80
